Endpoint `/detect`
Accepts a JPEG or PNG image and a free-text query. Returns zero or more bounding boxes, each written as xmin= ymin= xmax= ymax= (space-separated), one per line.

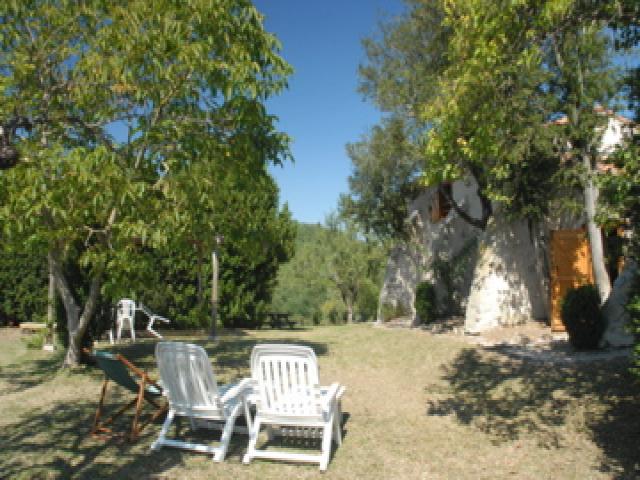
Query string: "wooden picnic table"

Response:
xmin=19 ymin=322 xmax=47 ymax=333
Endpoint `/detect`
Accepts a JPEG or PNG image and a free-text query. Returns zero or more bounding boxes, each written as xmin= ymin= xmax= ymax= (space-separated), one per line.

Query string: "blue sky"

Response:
xmin=253 ymin=0 xmax=405 ymax=224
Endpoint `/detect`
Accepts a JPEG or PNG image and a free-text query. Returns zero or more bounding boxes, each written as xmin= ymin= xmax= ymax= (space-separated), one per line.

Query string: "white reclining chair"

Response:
xmin=243 ymin=344 xmax=345 ymax=471
xmin=151 ymin=342 xmax=252 ymax=462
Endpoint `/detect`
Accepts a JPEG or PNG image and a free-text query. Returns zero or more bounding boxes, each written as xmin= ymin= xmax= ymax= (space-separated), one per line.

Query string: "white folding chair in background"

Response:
xmin=151 ymin=342 xmax=252 ymax=462
xmin=243 ymin=344 xmax=346 ymax=471
xmin=116 ymin=298 xmax=136 ymax=342
xmin=137 ymin=302 xmax=170 ymax=338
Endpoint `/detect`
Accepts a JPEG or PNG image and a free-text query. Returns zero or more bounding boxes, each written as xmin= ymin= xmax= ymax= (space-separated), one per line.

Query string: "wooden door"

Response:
xmin=549 ymin=229 xmax=594 ymax=332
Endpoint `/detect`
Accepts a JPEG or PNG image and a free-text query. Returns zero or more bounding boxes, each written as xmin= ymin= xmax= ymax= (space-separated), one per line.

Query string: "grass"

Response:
xmin=1 ymin=325 xmax=639 ymax=479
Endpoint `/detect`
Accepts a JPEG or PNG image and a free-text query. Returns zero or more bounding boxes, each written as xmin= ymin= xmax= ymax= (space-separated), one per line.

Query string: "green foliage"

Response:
xmin=23 ymin=330 xmax=47 ymax=350
xmin=599 ymin=141 xmax=640 ymax=254
xmin=561 ymin=285 xmax=605 ymax=350
xmin=0 ymin=247 xmax=47 ymax=326
xmin=353 ymin=0 xmax=635 ymax=232
xmin=270 ymin=223 xmax=333 ymax=323
xmin=340 ymin=117 xmax=424 ymax=239
xmin=270 ymin=221 xmax=385 ymax=324
xmin=627 ymin=277 xmax=640 ymax=376
xmin=414 ymin=281 xmax=437 ymax=325
xmin=0 ymin=0 xmax=294 ymax=362
xmin=379 ymin=302 xmax=410 ymax=322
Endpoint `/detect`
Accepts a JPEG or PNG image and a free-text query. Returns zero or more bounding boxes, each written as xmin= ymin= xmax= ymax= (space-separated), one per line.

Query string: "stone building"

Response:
xmin=377 ymin=113 xmax=636 ymax=346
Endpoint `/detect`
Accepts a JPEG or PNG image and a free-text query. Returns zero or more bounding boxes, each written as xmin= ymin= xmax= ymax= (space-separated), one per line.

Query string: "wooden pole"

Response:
xmin=209 ymin=235 xmax=223 ymax=340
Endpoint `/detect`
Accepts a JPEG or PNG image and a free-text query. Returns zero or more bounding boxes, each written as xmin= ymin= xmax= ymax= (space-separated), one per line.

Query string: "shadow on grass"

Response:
xmin=427 ymin=347 xmax=640 ymax=479
xmin=0 ymin=396 xmax=185 ymax=479
xmin=0 ymin=352 xmax=63 ymax=395
xmin=104 ymin=335 xmax=329 ymax=375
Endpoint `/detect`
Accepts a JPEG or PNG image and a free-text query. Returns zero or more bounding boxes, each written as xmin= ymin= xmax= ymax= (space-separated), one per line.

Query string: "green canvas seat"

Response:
xmin=87 ymin=349 xmax=167 ymax=441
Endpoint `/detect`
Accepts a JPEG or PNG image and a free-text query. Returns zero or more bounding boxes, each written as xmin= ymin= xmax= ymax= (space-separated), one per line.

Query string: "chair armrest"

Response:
xmin=321 ymin=382 xmax=342 ymax=414
xmin=150 ymin=315 xmax=170 ymax=324
xmin=220 ymin=377 xmax=254 ymax=404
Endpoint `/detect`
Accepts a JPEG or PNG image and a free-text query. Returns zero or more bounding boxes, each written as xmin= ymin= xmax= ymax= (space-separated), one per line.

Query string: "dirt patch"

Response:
xmin=420 ymin=319 xmax=633 ymax=365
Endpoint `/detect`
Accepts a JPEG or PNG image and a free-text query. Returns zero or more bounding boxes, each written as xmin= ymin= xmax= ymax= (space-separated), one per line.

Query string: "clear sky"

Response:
xmin=253 ymin=0 xmax=405 ymax=225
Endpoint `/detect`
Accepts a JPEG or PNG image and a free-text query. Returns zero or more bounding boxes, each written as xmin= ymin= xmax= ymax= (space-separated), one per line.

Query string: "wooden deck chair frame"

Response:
xmin=151 ymin=342 xmax=252 ymax=462
xmin=243 ymin=344 xmax=345 ymax=471
xmin=86 ymin=349 xmax=167 ymax=441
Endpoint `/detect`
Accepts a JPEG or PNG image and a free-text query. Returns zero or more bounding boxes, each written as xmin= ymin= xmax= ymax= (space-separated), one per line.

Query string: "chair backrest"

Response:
xmin=117 ymin=298 xmax=136 ymax=321
xmin=94 ymin=351 xmax=141 ymax=394
xmin=250 ymin=344 xmax=321 ymax=417
xmin=155 ymin=342 xmax=223 ymax=415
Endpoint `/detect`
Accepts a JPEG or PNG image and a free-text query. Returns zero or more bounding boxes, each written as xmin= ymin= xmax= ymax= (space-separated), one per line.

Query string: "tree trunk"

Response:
xmin=47 ymin=253 xmax=56 ymax=325
xmin=196 ymin=244 xmax=204 ymax=306
xmin=346 ymin=302 xmax=354 ymax=324
xmin=583 ymin=154 xmax=611 ymax=302
xmin=49 ymin=249 xmax=103 ymax=367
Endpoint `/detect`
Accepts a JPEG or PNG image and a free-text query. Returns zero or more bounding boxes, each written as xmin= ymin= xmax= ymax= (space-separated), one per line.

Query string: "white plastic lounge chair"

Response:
xmin=151 ymin=342 xmax=252 ymax=462
xmin=242 ymin=344 xmax=345 ymax=471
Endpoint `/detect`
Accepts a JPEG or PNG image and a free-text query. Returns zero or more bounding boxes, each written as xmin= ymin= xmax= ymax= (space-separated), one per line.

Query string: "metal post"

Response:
xmin=209 ymin=235 xmax=223 ymax=340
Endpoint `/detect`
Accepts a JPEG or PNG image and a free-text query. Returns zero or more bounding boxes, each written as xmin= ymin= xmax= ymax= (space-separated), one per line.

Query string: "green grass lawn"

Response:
xmin=1 ymin=325 xmax=639 ymax=479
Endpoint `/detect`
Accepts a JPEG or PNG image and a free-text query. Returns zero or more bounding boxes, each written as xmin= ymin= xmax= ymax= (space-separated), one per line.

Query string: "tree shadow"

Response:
xmin=0 ymin=352 xmax=63 ymax=395
xmin=427 ymin=347 xmax=640 ymax=478
xmin=0 ymin=397 xmax=183 ymax=479
xmin=106 ymin=336 xmax=329 ymax=377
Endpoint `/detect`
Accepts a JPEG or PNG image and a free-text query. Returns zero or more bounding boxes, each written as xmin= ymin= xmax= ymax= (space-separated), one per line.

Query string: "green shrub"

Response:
xmin=379 ymin=302 xmax=410 ymax=322
xmin=561 ymin=284 xmax=605 ymax=350
xmin=415 ymin=281 xmax=437 ymax=324
xmin=23 ymin=329 xmax=47 ymax=350
xmin=627 ymin=275 xmax=640 ymax=376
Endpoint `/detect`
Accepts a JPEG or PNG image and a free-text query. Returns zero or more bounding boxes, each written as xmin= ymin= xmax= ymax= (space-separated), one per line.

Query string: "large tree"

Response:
xmin=0 ymin=0 xmax=292 ymax=365
xmin=354 ymin=0 xmax=635 ymax=302
xmin=340 ymin=116 xmax=423 ymax=239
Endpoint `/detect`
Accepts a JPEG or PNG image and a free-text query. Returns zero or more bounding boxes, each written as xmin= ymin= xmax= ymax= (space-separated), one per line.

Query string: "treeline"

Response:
xmin=270 ymin=220 xmax=386 ymax=325
xmin=0 ymin=196 xmax=294 ymax=334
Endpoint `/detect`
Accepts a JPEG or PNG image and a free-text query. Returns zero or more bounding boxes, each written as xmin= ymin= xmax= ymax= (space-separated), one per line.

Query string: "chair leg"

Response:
xmin=151 ymin=409 xmax=175 ymax=451
xmin=243 ymin=418 xmax=261 ymax=464
xmin=92 ymin=379 xmax=109 ymax=435
xmin=320 ymin=415 xmax=334 ymax=471
xmin=333 ymin=413 xmax=342 ymax=446
xmin=130 ymin=318 xmax=135 ymax=342
xmin=130 ymin=376 xmax=146 ymax=441
xmin=214 ymin=403 xmax=241 ymax=462
xmin=242 ymin=397 xmax=253 ymax=433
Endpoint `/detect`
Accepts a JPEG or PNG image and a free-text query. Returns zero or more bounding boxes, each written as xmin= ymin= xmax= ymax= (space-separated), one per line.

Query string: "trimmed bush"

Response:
xmin=561 ymin=284 xmax=605 ymax=350
xmin=415 ymin=281 xmax=437 ymax=325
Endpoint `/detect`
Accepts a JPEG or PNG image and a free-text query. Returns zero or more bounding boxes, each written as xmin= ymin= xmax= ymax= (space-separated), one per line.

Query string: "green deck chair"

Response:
xmin=88 ymin=349 xmax=167 ymax=441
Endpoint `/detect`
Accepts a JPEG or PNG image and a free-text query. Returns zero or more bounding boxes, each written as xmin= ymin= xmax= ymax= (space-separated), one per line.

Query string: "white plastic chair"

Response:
xmin=115 ymin=298 xmax=136 ymax=342
xmin=243 ymin=344 xmax=345 ymax=471
xmin=151 ymin=342 xmax=252 ymax=462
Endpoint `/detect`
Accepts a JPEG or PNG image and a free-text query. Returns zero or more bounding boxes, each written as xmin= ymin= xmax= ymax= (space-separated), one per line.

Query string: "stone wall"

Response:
xmin=377 ymin=179 xmax=482 ymax=324
xmin=464 ymin=214 xmax=548 ymax=333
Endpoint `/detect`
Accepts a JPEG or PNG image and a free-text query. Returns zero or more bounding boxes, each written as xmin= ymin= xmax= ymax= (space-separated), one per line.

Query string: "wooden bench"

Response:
xmin=19 ymin=322 xmax=48 ymax=333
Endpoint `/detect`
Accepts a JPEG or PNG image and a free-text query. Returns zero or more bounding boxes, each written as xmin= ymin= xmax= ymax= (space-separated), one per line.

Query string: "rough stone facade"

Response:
xmin=464 ymin=214 xmax=548 ymax=333
xmin=378 ymin=114 xmax=635 ymax=341
xmin=377 ymin=178 xmax=483 ymax=325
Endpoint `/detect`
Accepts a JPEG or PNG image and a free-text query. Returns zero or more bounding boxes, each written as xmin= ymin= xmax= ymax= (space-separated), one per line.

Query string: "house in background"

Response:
xmin=378 ymin=112 xmax=636 ymax=346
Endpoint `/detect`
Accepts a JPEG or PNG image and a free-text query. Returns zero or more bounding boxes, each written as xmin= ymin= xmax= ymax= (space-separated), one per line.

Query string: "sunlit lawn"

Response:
xmin=1 ymin=324 xmax=639 ymax=479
